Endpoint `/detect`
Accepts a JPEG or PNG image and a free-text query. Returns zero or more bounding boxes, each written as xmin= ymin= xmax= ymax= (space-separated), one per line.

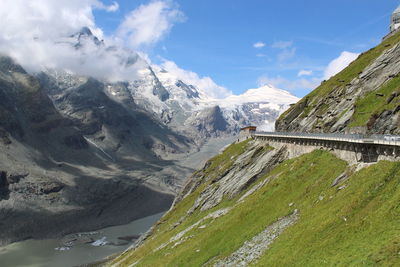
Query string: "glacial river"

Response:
xmin=0 ymin=212 xmax=164 ymax=267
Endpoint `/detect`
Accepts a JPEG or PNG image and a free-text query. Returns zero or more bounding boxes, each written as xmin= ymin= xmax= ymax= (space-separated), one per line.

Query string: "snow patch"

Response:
xmin=91 ymin=237 xmax=109 ymax=247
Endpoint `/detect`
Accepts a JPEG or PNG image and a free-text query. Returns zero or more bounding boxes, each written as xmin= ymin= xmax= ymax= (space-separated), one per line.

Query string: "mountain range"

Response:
xmin=0 ymin=27 xmax=297 ymax=245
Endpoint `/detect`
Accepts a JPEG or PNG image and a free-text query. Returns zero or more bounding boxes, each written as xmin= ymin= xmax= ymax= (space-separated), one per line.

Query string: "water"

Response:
xmin=0 ymin=212 xmax=164 ymax=267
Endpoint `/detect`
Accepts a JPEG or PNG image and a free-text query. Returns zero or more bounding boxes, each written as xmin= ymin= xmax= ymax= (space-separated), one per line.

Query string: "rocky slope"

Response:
xmin=276 ymin=31 xmax=400 ymax=135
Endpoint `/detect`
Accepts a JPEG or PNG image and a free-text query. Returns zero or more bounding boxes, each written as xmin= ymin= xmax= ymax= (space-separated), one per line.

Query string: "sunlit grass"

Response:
xmin=110 ymin=146 xmax=400 ymax=266
xmin=349 ymin=76 xmax=400 ymax=127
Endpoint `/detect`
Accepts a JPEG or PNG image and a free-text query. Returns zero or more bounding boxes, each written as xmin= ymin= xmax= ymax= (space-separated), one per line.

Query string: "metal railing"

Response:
xmin=254 ymin=131 xmax=400 ymax=147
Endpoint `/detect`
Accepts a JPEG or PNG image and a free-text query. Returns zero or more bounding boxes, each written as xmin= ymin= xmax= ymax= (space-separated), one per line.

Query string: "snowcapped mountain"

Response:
xmin=218 ymin=85 xmax=299 ymax=111
xmin=120 ymin=65 xmax=299 ymax=139
xmin=41 ymin=27 xmax=299 ymax=145
xmin=211 ymin=85 xmax=300 ymax=131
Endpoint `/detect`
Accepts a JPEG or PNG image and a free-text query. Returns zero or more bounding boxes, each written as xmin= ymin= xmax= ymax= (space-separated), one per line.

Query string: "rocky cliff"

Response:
xmin=276 ymin=31 xmax=400 ymax=135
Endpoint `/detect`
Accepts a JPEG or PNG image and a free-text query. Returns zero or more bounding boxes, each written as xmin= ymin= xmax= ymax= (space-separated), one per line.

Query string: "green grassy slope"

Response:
xmin=109 ymin=141 xmax=400 ymax=266
xmin=349 ymin=75 xmax=400 ymax=128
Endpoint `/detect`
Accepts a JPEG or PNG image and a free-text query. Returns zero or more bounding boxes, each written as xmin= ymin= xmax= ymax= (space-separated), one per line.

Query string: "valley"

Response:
xmin=1 ymin=1 xmax=400 ymax=267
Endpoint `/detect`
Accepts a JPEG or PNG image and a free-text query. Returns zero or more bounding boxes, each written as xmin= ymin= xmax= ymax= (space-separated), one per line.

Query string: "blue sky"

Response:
xmin=94 ymin=0 xmax=400 ymax=96
xmin=96 ymin=0 xmax=399 ymax=97
xmin=1 ymin=0 xmax=399 ymax=98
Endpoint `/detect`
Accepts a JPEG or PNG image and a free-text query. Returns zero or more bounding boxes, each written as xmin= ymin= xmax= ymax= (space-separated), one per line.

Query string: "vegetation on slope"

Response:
xmin=278 ymin=30 xmax=400 ymax=122
xmin=109 ymin=140 xmax=253 ymax=265
xmin=349 ymin=75 xmax=400 ymax=128
xmin=108 ymin=140 xmax=400 ymax=266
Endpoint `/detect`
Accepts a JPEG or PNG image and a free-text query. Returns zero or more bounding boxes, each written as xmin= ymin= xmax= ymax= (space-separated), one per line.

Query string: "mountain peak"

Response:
xmin=69 ymin=26 xmax=103 ymax=48
xmin=78 ymin=26 xmax=93 ymax=37
xmin=219 ymin=84 xmax=299 ymax=109
xmin=242 ymin=84 xmax=296 ymax=99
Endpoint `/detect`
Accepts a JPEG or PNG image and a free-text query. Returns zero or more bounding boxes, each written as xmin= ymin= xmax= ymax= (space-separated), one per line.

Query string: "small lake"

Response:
xmin=0 ymin=212 xmax=164 ymax=267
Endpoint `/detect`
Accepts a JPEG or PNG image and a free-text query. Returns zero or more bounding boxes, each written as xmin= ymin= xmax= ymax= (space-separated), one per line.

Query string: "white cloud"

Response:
xmin=160 ymin=60 xmax=232 ymax=99
xmin=0 ymin=0 xmax=105 ymax=72
xmin=297 ymin=70 xmax=313 ymax=77
xmin=94 ymin=1 xmax=119 ymax=12
xmin=323 ymin=51 xmax=359 ymax=80
xmin=117 ymin=1 xmax=185 ymax=48
xmin=271 ymin=40 xmax=293 ymax=49
xmin=0 ymin=0 xmax=105 ymax=41
xmin=253 ymin=42 xmax=266 ymax=48
xmin=0 ymin=0 xmax=186 ymax=82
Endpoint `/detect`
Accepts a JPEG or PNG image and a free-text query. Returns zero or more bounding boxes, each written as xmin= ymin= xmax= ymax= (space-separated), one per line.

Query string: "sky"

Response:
xmin=0 ymin=0 xmax=400 ymax=98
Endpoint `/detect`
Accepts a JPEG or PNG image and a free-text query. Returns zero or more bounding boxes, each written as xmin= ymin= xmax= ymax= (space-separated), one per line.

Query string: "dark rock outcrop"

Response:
xmin=63 ymin=134 xmax=88 ymax=149
xmin=189 ymin=106 xmax=229 ymax=137
xmin=0 ymin=171 xmax=8 ymax=188
xmin=0 ymin=171 xmax=10 ymax=200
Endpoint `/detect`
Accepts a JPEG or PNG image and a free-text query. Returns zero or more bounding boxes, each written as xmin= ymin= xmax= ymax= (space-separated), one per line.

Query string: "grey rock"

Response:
xmin=331 ymin=172 xmax=348 ymax=187
xmin=213 ymin=210 xmax=299 ymax=267
xmin=179 ymin=142 xmax=287 ymax=214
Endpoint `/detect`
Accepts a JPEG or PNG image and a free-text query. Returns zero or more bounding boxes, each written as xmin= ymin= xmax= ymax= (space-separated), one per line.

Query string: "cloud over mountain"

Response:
xmin=0 ymin=0 xmax=185 ymax=83
xmin=160 ymin=60 xmax=232 ymax=99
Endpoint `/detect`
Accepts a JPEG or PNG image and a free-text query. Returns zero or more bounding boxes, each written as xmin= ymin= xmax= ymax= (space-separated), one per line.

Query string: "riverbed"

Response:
xmin=0 ymin=212 xmax=164 ymax=267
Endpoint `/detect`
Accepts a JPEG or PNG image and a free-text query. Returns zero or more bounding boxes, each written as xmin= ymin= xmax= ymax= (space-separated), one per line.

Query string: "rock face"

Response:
xmin=187 ymin=106 xmax=229 ymax=138
xmin=276 ymin=32 xmax=400 ymax=135
xmin=183 ymin=144 xmax=287 ymax=212
xmin=0 ymin=56 xmax=181 ymax=245
xmin=38 ymin=71 xmax=192 ymax=159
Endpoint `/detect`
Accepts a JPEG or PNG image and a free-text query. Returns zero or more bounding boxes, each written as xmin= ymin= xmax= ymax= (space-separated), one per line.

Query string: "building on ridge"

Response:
xmin=239 ymin=126 xmax=257 ymax=141
xmin=391 ymin=5 xmax=400 ymax=33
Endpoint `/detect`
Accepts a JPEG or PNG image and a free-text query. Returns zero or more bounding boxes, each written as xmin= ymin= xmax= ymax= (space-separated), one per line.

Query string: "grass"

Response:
xmin=258 ymin=160 xmax=400 ymax=266
xmin=202 ymin=139 xmax=252 ymax=181
xmin=278 ymin=30 xmax=400 ymax=123
xmin=109 ymin=146 xmax=400 ymax=266
xmin=108 ymin=139 xmax=253 ymax=266
xmin=349 ymin=75 xmax=400 ymax=127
